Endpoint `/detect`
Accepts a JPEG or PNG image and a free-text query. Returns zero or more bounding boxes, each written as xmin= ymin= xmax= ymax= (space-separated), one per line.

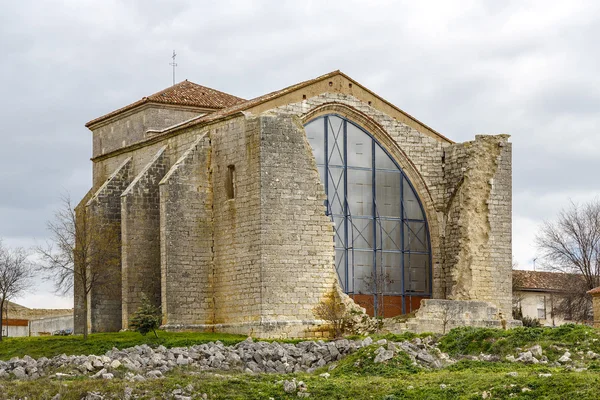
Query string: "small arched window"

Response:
xmin=305 ymin=115 xmax=431 ymax=316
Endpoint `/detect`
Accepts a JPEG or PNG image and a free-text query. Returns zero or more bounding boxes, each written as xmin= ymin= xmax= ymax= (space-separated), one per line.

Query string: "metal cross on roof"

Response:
xmin=169 ymin=50 xmax=178 ymax=86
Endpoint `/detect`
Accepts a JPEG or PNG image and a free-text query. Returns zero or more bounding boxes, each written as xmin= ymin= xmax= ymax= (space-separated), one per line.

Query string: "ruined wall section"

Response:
xmin=211 ymin=116 xmax=263 ymax=328
xmin=91 ymin=106 xmax=203 ymax=159
xmin=85 ymin=158 xmax=133 ymax=332
xmin=73 ymin=189 xmax=94 ymax=335
xmin=257 ymin=114 xmax=336 ymax=335
xmin=274 ymin=93 xmax=448 ymax=298
xmin=159 ymin=134 xmax=214 ymax=326
xmin=487 ymin=137 xmax=512 ymax=316
xmin=121 ymin=147 xmax=169 ymax=329
xmin=442 ymin=135 xmax=512 ymax=316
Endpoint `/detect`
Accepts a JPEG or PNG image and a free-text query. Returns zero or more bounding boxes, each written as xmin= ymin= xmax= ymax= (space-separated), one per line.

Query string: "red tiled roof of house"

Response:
xmin=86 ymin=80 xmax=246 ymax=128
xmin=513 ymin=270 xmax=584 ymax=292
xmin=587 ymin=286 xmax=600 ymax=295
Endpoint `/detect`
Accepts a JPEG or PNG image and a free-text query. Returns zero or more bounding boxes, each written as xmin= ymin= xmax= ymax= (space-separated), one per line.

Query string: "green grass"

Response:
xmin=438 ymin=324 xmax=600 ymax=359
xmin=2 ymin=368 xmax=600 ymax=399
xmin=0 ymin=331 xmax=247 ymax=360
xmin=3 ymin=326 xmax=600 ymax=398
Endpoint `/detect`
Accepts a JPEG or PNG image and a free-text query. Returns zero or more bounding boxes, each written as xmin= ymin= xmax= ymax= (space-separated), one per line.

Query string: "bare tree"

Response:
xmin=0 ymin=240 xmax=33 ymax=341
xmin=36 ymin=194 xmax=120 ymax=340
xmin=535 ymin=199 xmax=600 ymax=323
xmin=536 ymin=199 xmax=600 ymax=289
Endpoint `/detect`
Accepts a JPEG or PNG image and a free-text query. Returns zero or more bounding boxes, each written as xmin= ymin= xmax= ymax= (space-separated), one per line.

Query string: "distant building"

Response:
xmin=512 ymin=270 xmax=589 ymax=326
xmin=1 ymin=301 xmax=73 ymax=337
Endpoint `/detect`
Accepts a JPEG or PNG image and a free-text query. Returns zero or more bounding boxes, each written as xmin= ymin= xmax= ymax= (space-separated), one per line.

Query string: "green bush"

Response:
xmin=129 ymin=296 xmax=162 ymax=338
xmin=521 ymin=316 xmax=542 ymax=327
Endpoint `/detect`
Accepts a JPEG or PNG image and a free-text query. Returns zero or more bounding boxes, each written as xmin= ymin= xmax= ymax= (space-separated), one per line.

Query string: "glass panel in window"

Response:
xmin=347 ymin=123 xmax=372 ymax=168
xmin=335 ymin=249 xmax=346 ymax=292
xmin=350 ymin=218 xmax=374 ymax=249
xmin=333 ymin=216 xmax=345 ymax=248
xmin=404 ymin=221 xmax=428 ymax=252
xmin=375 ymin=143 xmax=397 ymax=170
xmin=403 ymin=253 xmax=429 ymax=293
xmin=327 ymin=116 xmax=344 ymax=166
xmin=347 ymin=169 xmax=373 ymax=216
xmin=328 ymin=167 xmax=345 ymax=216
xmin=376 ymin=170 xmax=401 ymax=218
xmin=353 ymin=250 xmax=374 ymax=294
xmin=305 ymin=119 xmax=325 ymax=165
xmin=403 ymin=177 xmax=423 ymax=220
xmin=381 ymin=220 xmax=402 ymax=251
xmin=378 ymin=252 xmax=402 ymax=294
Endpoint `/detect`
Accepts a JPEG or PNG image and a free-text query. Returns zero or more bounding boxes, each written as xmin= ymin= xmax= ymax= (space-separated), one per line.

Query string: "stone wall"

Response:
xmin=211 ymin=116 xmax=263 ymax=328
xmin=257 ymin=114 xmax=336 ymax=331
xmin=91 ymin=105 xmax=203 ymax=159
xmin=160 ymin=134 xmax=214 ymax=327
xmin=121 ymin=147 xmax=170 ymax=328
xmin=86 ymin=158 xmax=133 ymax=332
xmin=442 ymin=135 xmax=512 ymax=316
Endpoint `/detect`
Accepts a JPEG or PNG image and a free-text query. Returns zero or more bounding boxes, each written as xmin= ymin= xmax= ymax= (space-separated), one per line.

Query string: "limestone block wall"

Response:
xmin=211 ymin=116 xmax=263 ymax=327
xmin=160 ymin=134 xmax=214 ymax=326
xmin=121 ymin=146 xmax=169 ymax=328
xmin=442 ymin=135 xmax=512 ymax=316
xmin=258 ymin=115 xmax=336 ymax=326
xmin=73 ymin=189 xmax=93 ymax=335
xmin=86 ymin=158 xmax=133 ymax=332
xmin=91 ymin=106 xmax=202 ymax=158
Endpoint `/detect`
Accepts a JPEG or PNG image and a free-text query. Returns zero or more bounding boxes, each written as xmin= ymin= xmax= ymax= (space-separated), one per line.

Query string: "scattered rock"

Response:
xmin=283 ymin=379 xmax=297 ymax=393
xmin=374 ymin=349 xmax=394 ymax=364
xmin=529 ymin=345 xmax=543 ymax=358
xmin=506 ymin=372 xmax=518 ymax=377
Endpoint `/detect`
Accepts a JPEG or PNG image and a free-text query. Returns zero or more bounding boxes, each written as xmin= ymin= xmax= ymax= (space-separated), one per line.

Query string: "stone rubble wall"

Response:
xmin=121 ymin=146 xmax=170 ymax=328
xmin=442 ymin=135 xmax=512 ymax=316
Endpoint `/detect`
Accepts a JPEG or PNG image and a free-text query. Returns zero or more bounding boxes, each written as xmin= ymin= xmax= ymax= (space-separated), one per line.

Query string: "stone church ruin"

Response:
xmin=75 ymin=71 xmax=514 ymax=337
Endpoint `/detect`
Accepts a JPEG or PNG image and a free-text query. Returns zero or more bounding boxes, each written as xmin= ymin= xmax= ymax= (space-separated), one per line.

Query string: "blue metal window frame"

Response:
xmin=306 ymin=114 xmax=432 ymax=316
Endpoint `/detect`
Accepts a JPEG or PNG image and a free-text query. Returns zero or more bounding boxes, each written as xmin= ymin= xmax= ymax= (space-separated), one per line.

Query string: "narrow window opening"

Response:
xmin=226 ymin=165 xmax=235 ymax=199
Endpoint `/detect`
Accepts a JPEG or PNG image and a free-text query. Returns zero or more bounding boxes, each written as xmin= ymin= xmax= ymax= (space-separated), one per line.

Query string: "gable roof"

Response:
xmin=86 ymin=80 xmax=246 ymax=128
xmin=513 ymin=270 xmax=583 ymax=293
xmin=148 ymin=70 xmax=452 ymax=144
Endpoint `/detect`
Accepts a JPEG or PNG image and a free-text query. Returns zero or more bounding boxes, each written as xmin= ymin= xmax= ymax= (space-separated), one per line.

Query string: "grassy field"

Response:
xmin=2 ymin=325 xmax=600 ymax=399
xmin=0 ymin=331 xmax=247 ymax=360
xmin=2 ymin=363 xmax=600 ymax=399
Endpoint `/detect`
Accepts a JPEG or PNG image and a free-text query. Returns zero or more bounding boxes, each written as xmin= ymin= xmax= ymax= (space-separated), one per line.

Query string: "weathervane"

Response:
xmin=169 ymin=50 xmax=177 ymax=85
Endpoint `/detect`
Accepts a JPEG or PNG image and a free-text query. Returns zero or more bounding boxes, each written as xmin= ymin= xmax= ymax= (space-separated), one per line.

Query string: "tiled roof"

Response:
xmin=513 ymin=270 xmax=583 ymax=292
xmin=587 ymin=287 xmax=600 ymax=295
xmin=86 ymin=80 xmax=246 ymax=127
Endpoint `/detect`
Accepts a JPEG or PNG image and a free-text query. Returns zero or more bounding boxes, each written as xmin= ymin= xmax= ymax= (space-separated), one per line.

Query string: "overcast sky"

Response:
xmin=1 ymin=0 xmax=599 ymax=308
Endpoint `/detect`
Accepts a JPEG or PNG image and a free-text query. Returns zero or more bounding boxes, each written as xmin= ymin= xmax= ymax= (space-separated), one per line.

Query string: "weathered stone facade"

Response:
xmin=75 ymin=71 xmax=514 ymax=337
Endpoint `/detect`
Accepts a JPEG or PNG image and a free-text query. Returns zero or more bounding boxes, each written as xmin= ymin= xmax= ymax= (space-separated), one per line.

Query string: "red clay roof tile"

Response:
xmin=86 ymin=80 xmax=246 ymax=128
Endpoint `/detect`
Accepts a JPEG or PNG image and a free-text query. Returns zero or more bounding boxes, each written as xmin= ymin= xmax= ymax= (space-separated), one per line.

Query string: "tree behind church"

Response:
xmin=0 ymin=240 xmax=32 ymax=341
xmin=36 ymin=194 xmax=120 ymax=340
xmin=535 ymin=199 xmax=600 ymax=321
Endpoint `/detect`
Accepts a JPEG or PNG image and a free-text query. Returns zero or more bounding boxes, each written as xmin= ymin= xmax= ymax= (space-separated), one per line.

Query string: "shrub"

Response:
xmin=314 ymin=288 xmax=351 ymax=338
xmin=521 ymin=316 xmax=542 ymax=328
xmin=129 ymin=295 xmax=162 ymax=338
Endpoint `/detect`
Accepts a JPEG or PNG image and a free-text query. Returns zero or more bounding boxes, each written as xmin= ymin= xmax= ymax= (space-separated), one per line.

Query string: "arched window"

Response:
xmin=305 ymin=115 xmax=431 ymax=317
